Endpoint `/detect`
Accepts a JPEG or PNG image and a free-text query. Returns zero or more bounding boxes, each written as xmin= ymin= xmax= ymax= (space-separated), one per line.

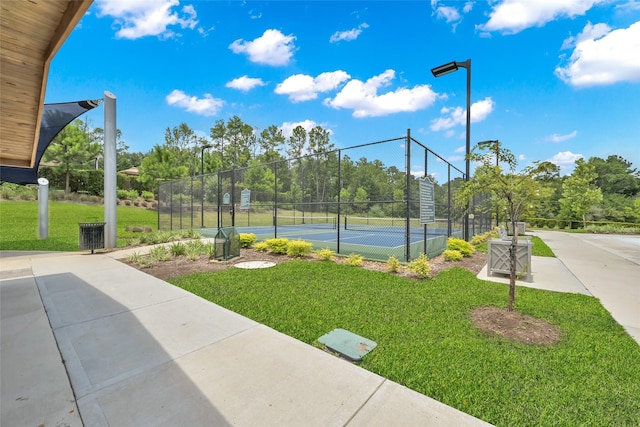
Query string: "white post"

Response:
xmin=104 ymin=91 xmax=117 ymax=249
xmin=37 ymin=177 xmax=49 ymax=239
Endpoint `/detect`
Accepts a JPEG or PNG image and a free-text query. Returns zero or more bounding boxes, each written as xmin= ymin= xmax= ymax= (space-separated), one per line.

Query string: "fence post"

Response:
xmin=405 ymin=129 xmax=411 ymax=262
xmin=447 ymin=165 xmax=452 ymax=236
xmin=337 ymin=149 xmax=342 ymax=254
xmin=231 ymin=167 xmax=236 ymax=227
xmin=215 ymin=171 xmax=220 ymax=229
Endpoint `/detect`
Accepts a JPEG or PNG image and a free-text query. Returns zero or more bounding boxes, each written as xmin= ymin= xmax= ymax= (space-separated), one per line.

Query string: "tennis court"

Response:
xmin=200 ymin=215 xmax=462 ymax=259
xmin=159 ymin=131 xmax=490 ymax=261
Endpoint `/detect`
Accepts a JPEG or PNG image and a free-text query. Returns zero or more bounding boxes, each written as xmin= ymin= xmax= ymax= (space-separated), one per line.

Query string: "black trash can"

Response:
xmin=79 ymin=222 xmax=106 ymax=253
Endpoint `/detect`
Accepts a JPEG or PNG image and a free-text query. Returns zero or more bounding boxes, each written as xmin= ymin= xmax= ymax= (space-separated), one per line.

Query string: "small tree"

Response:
xmin=42 ymin=120 xmax=101 ymax=193
xmin=559 ymin=158 xmax=603 ymax=228
xmin=457 ymin=141 xmax=556 ymax=311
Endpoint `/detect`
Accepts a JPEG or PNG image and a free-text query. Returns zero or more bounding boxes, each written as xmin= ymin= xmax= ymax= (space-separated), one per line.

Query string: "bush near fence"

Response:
xmin=526 ymin=217 xmax=640 ymax=232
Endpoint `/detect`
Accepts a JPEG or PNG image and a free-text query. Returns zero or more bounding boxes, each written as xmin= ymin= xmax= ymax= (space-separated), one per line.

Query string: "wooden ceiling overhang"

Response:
xmin=0 ymin=0 xmax=93 ymax=169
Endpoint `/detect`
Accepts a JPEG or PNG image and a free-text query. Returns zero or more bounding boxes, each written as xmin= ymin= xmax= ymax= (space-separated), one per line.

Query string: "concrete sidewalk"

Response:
xmin=1 ymin=250 xmax=491 ymax=427
xmin=478 ymin=230 xmax=640 ymax=344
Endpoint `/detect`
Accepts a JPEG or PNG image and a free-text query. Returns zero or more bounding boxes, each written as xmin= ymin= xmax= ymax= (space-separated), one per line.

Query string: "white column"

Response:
xmin=104 ymin=91 xmax=117 ymax=248
xmin=37 ymin=177 xmax=49 ymax=239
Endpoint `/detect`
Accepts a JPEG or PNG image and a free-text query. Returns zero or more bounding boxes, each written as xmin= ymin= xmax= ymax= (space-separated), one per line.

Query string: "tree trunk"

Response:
xmin=508 ymin=218 xmax=519 ymax=311
xmin=65 ymin=169 xmax=71 ymax=194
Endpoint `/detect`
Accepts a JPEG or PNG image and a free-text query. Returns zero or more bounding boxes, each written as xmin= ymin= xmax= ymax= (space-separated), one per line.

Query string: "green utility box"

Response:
xmin=214 ymin=227 xmax=240 ymax=260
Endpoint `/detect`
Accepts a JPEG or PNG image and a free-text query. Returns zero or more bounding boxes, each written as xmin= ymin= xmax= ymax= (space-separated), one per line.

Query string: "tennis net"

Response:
xmin=344 ymin=216 xmax=448 ymax=235
xmin=275 ymin=215 xmax=337 ymax=230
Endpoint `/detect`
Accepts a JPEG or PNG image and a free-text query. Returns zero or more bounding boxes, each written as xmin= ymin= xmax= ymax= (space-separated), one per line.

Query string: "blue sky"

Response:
xmin=46 ymin=0 xmax=640 ymax=177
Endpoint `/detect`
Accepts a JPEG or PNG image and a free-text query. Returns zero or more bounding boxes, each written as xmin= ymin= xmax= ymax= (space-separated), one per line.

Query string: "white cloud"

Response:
xmin=555 ymin=21 xmax=640 ymax=87
xmin=281 ymin=120 xmax=329 ymax=139
xmin=95 ymin=0 xmax=198 ymax=40
xmin=546 ymin=130 xmax=578 ymax=143
xmin=166 ymin=89 xmax=224 ymax=116
xmin=518 ymin=154 xmax=527 ymax=161
xmin=548 ymin=151 xmax=584 ymax=175
xmin=431 ymin=0 xmax=473 ymax=31
xmin=435 ymin=6 xmax=461 ymax=23
xmin=229 ymin=29 xmax=296 ymax=66
xmin=429 ymin=97 xmax=495 ymax=131
xmin=616 ymin=0 xmax=640 ymax=11
xmin=226 ymin=76 xmax=266 ymax=92
xmin=275 ymin=71 xmax=350 ymax=102
xmin=329 ymin=23 xmax=369 ymax=43
xmin=477 ymin=0 xmax=604 ymax=35
xmin=324 ymin=70 xmax=439 ymax=118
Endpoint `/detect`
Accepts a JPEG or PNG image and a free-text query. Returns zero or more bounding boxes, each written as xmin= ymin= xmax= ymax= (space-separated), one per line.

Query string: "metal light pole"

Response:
xmin=431 ymin=59 xmax=471 ymax=241
xmin=201 ymin=144 xmax=213 ymax=228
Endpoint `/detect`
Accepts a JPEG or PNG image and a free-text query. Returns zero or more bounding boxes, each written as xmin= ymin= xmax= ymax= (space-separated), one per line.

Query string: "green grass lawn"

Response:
xmin=0 ymin=200 xmax=157 ymax=251
xmin=171 ymin=262 xmax=640 ymax=426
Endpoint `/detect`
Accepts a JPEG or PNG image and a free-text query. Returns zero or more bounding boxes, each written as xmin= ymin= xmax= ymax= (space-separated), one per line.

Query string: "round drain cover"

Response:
xmin=234 ymin=261 xmax=276 ymax=269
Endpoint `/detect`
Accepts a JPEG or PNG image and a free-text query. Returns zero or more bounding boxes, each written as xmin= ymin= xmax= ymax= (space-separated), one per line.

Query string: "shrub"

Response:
xmin=0 ymin=182 xmax=36 ymax=200
xmin=471 ymin=231 xmax=494 ymax=246
xmin=344 ymin=253 xmax=363 ymax=267
xmin=181 ymin=229 xmax=201 ymax=239
xmin=170 ymin=242 xmax=186 ymax=256
xmin=186 ymin=239 xmax=205 ymax=253
xmin=117 ymin=189 xmax=139 ymax=201
xmin=386 ymin=256 xmax=401 ymax=273
xmin=139 ymin=257 xmax=157 ymax=269
xmin=125 ymin=238 xmax=141 ymax=247
xmin=141 ymin=191 xmax=155 ymax=201
xmin=408 ymin=253 xmax=431 ymax=279
xmin=315 ymin=248 xmax=335 ymax=261
xmin=254 ymin=241 xmax=269 ymax=252
xmin=265 ymin=238 xmax=290 ymax=254
xmin=287 ymin=240 xmax=313 ymax=257
xmin=240 ymin=233 xmax=257 ymax=248
xmin=148 ymin=245 xmax=171 ymax=262
xmin=205 ymin=242 xmax=216 ymax=259
xmin=443 ymin=249 xmax=463 ymax=262
xmin=447 ymin=237 xmax=475 ymax=257
xmin=186 ymin=244 xmax=202 ymax=261
xmin=126 ymin=251 xmax=144 ymax=264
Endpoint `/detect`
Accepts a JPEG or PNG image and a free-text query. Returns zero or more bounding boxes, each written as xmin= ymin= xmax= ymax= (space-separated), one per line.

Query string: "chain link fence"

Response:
xmin=158 ymin=130 xmax=492 ymax=261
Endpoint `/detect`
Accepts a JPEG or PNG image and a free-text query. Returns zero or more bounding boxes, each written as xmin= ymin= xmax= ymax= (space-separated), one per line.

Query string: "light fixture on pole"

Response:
xmin=201 ymin=144 xmax=213 ymax=228
xmin=431 ymin=59 xmax=471 ymax=241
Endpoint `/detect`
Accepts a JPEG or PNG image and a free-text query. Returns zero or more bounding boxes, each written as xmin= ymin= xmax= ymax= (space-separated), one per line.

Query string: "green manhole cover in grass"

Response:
xmin=317 ymin=328 xmax=377 ymax=362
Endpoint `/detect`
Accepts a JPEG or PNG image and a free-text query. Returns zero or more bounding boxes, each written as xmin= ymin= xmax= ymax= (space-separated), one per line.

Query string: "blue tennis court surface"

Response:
xmin=227 ymin=224 xmax=451 ymax=248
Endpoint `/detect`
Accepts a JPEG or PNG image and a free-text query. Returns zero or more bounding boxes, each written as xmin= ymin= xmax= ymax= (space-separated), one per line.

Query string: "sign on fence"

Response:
xmin=240 ymin=188 xmax=251 ymax=210
xmin=419 ymin=176 xmax=435 ymax=224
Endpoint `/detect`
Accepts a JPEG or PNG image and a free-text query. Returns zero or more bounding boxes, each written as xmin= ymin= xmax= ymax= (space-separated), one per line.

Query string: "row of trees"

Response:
xmin=36 ymin=116 xmax=640 ymax=225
